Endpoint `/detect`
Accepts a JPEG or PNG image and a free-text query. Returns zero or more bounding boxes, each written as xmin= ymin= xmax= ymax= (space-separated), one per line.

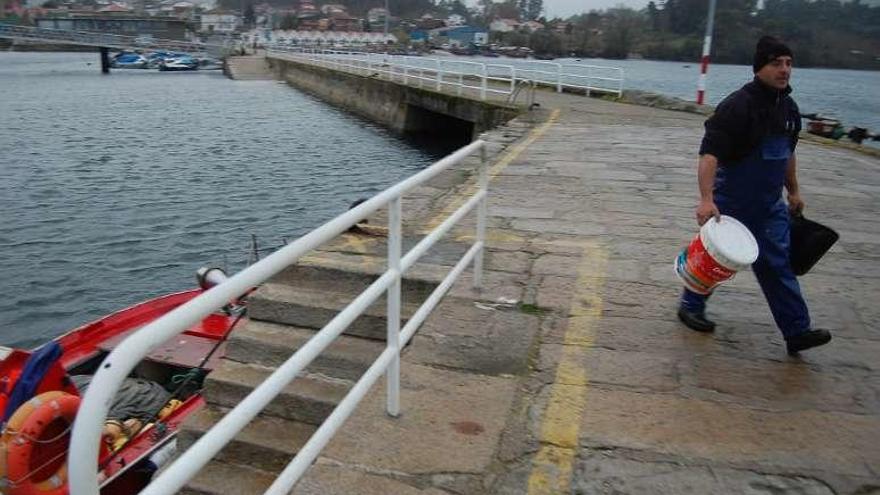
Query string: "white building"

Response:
xmin=265 ymin=29 xmax=395 ymax=46
xmin=320 ymin=3 xmax=346 ymax=14
xmin=521 ymin=20 xmax=544 ymax=32
xmin=446 ymin=13 xmax=465 ymax=27
xmin=367 ymin=7 xmax=387 ymax=24
xmin=489 ymin=18 xmax=519 ymax=32
xmin=201 ymin=9 xmax=240 ymax=33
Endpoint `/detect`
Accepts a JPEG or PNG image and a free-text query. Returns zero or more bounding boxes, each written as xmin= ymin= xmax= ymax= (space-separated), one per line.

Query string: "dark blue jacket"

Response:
xmin=699 ymin=78 xmax=801 ymax=164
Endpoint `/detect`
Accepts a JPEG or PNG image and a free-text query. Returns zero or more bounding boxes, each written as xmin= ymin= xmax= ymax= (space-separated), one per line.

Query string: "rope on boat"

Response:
xmin=1 ymin=424 xmax=73 ymax=444
xmin=98 ymin=308 xmax=249 ymax=471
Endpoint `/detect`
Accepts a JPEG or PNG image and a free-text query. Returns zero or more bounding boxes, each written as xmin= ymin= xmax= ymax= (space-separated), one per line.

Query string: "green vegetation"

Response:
xmin=518 ymin=303 xmax=548 ymax=315
xmin=494 ymin=0 xmax=880 ymax=69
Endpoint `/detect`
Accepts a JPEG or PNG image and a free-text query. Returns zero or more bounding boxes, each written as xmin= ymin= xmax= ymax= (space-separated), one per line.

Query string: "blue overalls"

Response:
xmin=680 ymin=135 xmax=811 ymax=338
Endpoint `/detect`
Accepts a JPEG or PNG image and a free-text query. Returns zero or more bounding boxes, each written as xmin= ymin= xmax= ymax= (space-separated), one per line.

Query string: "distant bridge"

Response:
xmin=0 ymin=23 xmax=232 ymax=72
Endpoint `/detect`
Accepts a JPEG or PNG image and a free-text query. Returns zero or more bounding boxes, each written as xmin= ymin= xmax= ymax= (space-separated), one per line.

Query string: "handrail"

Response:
xmin=266 ymin=46 xmax=625 ymax=98
xmin=69 ymin=139 xmax=489 ymax=494
xmin=268 ymin=47 xmax=510 ymax=101
xmin=0 ymin=23 xmax=228 ymax=56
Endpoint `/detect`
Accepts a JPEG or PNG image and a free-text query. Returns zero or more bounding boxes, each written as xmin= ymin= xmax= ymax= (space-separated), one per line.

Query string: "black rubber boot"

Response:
xmin=786 ymin=329 xmax=832 ymax=355
xmin=677 ymin=307 xmax=716 ymax=333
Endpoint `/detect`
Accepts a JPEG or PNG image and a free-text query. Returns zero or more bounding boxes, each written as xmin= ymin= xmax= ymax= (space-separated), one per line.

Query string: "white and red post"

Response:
xmin=696 ymin=0 xmax=717 ymax=105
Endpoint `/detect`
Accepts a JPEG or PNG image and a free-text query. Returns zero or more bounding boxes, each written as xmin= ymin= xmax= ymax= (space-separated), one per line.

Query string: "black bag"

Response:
xmin=789 ymin=214 xmax=839 ymax=276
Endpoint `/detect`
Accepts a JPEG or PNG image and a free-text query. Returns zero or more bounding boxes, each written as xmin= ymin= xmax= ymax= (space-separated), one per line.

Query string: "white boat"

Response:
xmin=112 ymin=53 xmax=148 ymax=69
xmin=158 ymin=57 xmax=199 ymax=72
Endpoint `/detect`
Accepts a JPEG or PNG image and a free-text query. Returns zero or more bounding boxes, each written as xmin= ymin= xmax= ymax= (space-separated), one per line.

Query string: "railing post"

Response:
xmin=436 ymin=59 xmax=442 ymax=91
xmin=474 ymin=142 xmax=488 ymax=289
xmin=480 ymin=64 xmax=488 ymax=101
xmin=556 ymin=63 xmax=563 ymax=93
xmin=386 ymin=197 xmax=402 ymax=417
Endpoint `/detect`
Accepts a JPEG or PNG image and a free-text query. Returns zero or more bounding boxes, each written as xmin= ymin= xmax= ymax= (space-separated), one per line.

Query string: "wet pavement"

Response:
xmin=286 ymin=89 xmax=879 ymax=494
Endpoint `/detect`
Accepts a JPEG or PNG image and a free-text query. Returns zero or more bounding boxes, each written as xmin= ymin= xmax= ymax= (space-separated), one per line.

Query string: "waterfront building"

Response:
xmin=35 ymin=14 xmax=187 ymax=39
xmin=429 ymin=25 xmax=488 ymax=46
xmin=200 ymin=8 xmax=239 ymax=34
xmin=489 ymin=18 xmax=519 ymax=32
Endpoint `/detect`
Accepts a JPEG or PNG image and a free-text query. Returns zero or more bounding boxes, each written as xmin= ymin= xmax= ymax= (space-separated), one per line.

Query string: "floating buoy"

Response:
xmin=1 ymin=391 xmax=79 ymax=495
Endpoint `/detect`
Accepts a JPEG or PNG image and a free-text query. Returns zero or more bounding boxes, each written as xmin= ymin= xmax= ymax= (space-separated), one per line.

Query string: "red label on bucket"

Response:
xmin=687 ymin=235 xmax=735 ymax=284
xmin=675 ymin=234 xmax=737 ymax=294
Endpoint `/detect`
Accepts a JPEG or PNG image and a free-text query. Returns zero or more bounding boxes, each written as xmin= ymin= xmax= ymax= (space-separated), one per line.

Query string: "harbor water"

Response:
xmin=0 ymin=52 xmax=443 ymax=349
xmin=467 ymin=55 xmax=880 ymax=133
xmin=1 ymin=51 xmax=877 ymax=349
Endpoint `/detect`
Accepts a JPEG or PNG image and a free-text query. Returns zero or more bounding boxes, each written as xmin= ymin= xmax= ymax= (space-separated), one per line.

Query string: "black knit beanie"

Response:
xmin=753 ymin=36 xmax=793 ymax=73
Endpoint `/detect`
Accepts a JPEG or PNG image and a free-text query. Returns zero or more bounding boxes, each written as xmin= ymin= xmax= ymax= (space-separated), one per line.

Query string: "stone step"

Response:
xmin=225 ymin=56 xmax=274 ymax=80
xmin=179 ymin=404 xmax=317 ymax=473
xmin=248 ymin=282 xmax=421 ymax=341
xmin=204 ymin=359 xmax=348 ymax=425
xmin=226 ymin=319 xmax=385 ymax=381
xmin=180 ymin=460 xmax=275 ymax=495
xmin=270 ymin=251 xmax=444 ymax=299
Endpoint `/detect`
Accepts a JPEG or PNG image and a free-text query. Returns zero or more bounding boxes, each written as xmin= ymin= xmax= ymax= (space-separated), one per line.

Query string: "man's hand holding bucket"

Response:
xmin=696 ymin=199 xmax=721 ymax=226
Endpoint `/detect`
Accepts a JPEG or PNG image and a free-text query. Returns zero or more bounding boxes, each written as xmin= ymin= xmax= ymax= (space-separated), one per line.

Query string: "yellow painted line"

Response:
xmin=423 ymin=108 xmax=562 ymax=233
xmin=527 ymin=241 xmax=607 ymax=495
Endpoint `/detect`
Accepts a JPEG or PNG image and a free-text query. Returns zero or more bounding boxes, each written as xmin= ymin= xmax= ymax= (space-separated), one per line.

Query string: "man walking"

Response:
xmin=677 ymin=36 xmax=832 ymax=355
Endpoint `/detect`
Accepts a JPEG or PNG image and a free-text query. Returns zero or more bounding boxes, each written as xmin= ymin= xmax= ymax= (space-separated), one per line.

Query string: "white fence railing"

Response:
xmin=267 ymin=46 xmax=624 ymax=99
xmin=69 ymin=140 xmax=489 ymax=495
xmin=0 ymin=23 xmax=228 ymax=56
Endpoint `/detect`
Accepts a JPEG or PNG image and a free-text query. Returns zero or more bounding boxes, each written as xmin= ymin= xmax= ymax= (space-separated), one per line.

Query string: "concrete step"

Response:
xmin=179 ymin=404 xmax=316 ymax=473
xmin=225 ymin=56 xmax=274 ymax=80
xmin=204 ymin=359 xmax=348 ymax=425
xmin=226 ymin=319 xmax=385 ymax=381
xmin=180 ymin=460 xmax=275 ymax=495
xmin=271 ymin=251 xmax=444 ymax=298
xmin=248 ymin=282 xmax=421 ymax=341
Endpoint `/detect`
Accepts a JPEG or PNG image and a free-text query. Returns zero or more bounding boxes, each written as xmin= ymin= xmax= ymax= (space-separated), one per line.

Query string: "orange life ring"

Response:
xmin=1 ymin=391 xmax=79 ymax=495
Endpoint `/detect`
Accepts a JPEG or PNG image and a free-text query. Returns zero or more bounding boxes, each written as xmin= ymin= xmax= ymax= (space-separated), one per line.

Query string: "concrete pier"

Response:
xmin=181 ymin=79 xmax=880 ymax=493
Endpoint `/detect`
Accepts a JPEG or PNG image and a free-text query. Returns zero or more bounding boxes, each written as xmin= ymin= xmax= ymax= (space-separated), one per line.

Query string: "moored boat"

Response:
xmin=0 ymin=269 xmax=241 ymax=495
xmin=158 ymin=56 xmax=199 ymax=72
xmin=111 ymin=53 xmax=148 ymax=69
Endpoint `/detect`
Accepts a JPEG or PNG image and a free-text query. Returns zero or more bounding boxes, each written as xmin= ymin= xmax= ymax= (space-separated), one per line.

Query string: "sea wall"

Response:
xmin=268 ymin=57 xmax=519 ymax=140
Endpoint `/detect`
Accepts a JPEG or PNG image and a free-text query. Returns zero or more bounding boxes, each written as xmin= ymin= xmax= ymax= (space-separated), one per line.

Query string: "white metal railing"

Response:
xmin=268 ymin=46 xmax=514 ymax=101
xmin=0 ymin=23 xmax=228 ymax=57
xmin=69 ymin=140 xmax=489 ymax=495
xmin=267 ymin=46 xmax=624 ymax=98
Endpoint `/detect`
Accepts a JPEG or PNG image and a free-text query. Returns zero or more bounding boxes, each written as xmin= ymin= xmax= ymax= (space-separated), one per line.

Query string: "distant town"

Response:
xmin=1 ymin=0 xmax=566 ymax=57
xmin=2 ymin=0 xmax=879 ymax=67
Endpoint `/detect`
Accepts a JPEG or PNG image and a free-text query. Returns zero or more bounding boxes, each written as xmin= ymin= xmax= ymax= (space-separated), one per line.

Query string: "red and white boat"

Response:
xmin=0 ymin=269 xmax=241 ymax=495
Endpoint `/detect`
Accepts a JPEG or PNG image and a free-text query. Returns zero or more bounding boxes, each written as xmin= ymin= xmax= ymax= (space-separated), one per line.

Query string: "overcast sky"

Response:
xmin=542 ymin=0 xmax=650 ymax=18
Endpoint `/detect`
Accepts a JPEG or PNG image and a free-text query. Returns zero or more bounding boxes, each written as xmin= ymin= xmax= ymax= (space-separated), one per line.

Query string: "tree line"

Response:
xmin=492 ymin=0 xmax=880 ymax=69
xmin=43 ymin=0 xmax=870 ymax=70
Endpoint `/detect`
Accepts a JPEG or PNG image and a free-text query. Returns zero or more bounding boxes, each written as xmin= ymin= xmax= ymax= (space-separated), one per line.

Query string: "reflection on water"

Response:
xmin=0 ymin=52 xmax=444 ymax=348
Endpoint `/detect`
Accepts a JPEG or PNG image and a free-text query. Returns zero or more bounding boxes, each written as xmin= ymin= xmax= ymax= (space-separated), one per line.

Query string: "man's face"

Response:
xmin=756 ymin=55 xmax=793 ymax=90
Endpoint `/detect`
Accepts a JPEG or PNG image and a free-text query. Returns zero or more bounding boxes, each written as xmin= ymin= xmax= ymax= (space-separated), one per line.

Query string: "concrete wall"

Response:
xmin=268 ymin=58 xmax=519 ymax=140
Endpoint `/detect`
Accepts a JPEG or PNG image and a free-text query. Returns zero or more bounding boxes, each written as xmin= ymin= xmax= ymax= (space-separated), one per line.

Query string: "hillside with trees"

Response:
xmin=489 ymin=0 xmax=880 ymax=69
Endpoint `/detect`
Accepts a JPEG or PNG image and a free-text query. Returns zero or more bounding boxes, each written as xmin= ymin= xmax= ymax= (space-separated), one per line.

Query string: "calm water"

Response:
xmin=574 ymin=58 xmax=880 ymax=132
xmin=1 ymin=53 xmax=877 ymax=348
xmin=0 ymin=52 xmax=441 ymax=349
xmin=470 ymin=55 xmax=880 ymax=132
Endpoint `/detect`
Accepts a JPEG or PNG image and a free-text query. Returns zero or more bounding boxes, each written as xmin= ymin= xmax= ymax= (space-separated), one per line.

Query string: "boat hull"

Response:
xmin=0 ymin=289 xmax=237 ymax=494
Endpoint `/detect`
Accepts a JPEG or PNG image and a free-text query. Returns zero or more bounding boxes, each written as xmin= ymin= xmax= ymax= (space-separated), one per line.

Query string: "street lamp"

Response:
xmin=696 ymin=0 xmax=717 ymax=105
